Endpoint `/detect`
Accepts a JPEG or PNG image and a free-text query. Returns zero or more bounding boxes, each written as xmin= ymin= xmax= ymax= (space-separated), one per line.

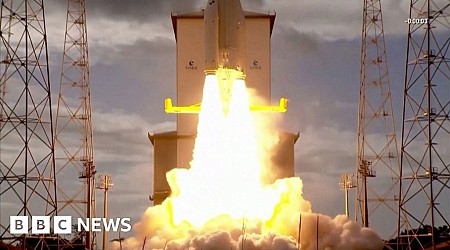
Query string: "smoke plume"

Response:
xmin=112 ymin=77 xmax=383 ymax=250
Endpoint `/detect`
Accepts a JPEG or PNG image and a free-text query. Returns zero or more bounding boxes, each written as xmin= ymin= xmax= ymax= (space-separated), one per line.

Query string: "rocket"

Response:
xmin=204 ymin=0 xmax=246 ymax=77
xmin=165 ymin=0 xmax=287 ymax=114
xmin=164 ymin=0 xmax=288 ymax=114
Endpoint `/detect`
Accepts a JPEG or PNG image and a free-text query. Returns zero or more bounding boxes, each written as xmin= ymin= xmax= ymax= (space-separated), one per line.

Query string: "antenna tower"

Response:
xmin=54 ymin=0 xmax=96 ymax=249
xmin=0 ymin=0 xmax=58 ymax=248
xmin=355 ymin=0 xmax=400 ymax=239
xmin=397 ymin=0 xmax=450 ymax=249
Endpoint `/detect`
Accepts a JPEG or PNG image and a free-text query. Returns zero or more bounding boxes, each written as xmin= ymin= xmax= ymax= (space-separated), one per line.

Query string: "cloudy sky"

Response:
xmin=40 ymin=0 xmax=418 ymax=240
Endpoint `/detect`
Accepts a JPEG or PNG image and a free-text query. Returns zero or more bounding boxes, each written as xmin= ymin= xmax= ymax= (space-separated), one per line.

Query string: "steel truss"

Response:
xmin=54 ymin=0 xmax=97 ymax=249
xmin=0 ymin=0 xmax=58 ymax=248
xmin=355 ymin=0 xmax=400 ymax=241
xmin=397 ymin=0 xmax=450 ymax=249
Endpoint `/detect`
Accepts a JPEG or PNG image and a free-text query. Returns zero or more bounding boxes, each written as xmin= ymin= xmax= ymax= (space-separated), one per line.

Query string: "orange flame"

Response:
xmin=167 ymin=73 xmax=282 ymax=226
xmin=116 ymin=71 xmax=384 ymax=250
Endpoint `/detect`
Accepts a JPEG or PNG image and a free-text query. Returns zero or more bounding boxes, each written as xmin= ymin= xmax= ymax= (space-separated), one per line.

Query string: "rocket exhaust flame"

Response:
xmin=216 ymin=69 xmax=245 ymax=114
xmin=115 ymin=74 xmax=384 ymax=250
xmin=168 ymin=74 xmax=281 ymax=226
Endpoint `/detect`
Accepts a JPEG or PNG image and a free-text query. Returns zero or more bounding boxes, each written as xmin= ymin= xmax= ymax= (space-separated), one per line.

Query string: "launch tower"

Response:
xmin=149 ymin=1 xmax=298 ymax=205
xmin=397 ymin=0 xmax=450 ymax=249
xmin=0 ymin=0 xmax=58 ymax=248
xmin=355 ymin=0 xmax=400 ymax=241
xmin=54 ymin=0 xmax=97 ymax=248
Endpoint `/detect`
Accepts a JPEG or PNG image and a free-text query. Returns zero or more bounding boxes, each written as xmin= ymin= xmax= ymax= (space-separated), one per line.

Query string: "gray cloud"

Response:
xmin=44 ymin=0 xmax=410 ymax=54
xmin=46 ymin=0 xmax=204 ymax=23
xmin=275 ymin=27 xmax=321 ymax=57
xmin=85 ymin=37 xmax=176 ymax=119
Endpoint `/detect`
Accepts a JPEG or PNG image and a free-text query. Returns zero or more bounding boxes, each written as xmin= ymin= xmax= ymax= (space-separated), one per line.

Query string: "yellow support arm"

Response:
xmin=164 ymin=98 xmax=201 ymax=113
xmin=165 ymin=97 xmax=288 ymax=113
xmin=250 ymin=98 xmax=288 ymax=113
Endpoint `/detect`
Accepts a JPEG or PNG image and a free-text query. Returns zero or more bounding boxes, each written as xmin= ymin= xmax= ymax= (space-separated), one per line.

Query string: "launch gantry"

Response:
xmin=355 ymin=0 xmax=400 ymax=241
xmin=54 ymin=0 xmax=97 ymax=249
xmin=397 ymin=0 xmax=450 ymax=249
xmin=0 ymin=0 xmax=58 ymax=248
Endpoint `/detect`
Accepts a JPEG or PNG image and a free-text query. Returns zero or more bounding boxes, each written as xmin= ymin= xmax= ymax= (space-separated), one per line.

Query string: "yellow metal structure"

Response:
xmin=165 ymin=97 xmax=287 ymax=113
xmin=166 ymin=68 xmax=287 ymax=114
xmin=165 ymin=98 xmax=201 ymax=113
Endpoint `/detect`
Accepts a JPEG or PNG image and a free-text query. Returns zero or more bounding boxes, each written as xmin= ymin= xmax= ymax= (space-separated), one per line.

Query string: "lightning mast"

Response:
xmin=355 ymin=0 xmax=400 ymax=239
xmin=54 ymin=0 xmax=96 ymax=249
xmin=0 ymin=0 xmax=58 ymax=248
xmin=397 ymin=0 xmax=450 ymax=249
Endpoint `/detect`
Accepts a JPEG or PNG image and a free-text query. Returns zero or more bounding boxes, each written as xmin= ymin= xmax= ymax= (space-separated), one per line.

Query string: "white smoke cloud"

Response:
xmin=109 ymin=81 xmax=384 ymax=250
xmin=111 ymin=178 xmax=383 ymax=250
xmin=299 ymin=213 xmax=384 ymax=250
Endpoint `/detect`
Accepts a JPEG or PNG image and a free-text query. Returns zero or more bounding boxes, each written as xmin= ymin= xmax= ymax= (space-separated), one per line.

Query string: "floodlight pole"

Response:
xmin=339 ymin=173 xmax=356 ymax=217
xmin=97 ymin=175 xmax=113 ymax=250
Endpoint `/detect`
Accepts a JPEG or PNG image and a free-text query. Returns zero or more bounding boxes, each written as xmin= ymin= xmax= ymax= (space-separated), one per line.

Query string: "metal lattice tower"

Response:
xmin=355 ymin=0 xmax=400 ymax=239
xmin=397 ymin=0 xmax=450 ymax=249
xmin=54 ymin=0 xmax=96 ymax=249
xmin=0 ymin=0 xmax=58 ymax=248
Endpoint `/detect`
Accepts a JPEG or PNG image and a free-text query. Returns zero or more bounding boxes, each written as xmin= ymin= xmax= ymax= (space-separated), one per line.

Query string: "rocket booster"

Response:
xmin=204 ymin=0 xmax=246 ymax=75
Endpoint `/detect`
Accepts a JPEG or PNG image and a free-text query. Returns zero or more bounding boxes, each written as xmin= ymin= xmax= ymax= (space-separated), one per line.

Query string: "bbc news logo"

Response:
xmin=10 ymin=216 xmax=131 ymax=234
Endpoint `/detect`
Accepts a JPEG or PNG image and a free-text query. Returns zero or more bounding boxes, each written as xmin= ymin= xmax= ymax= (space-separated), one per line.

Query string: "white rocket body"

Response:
xmin=204 ymin=0 xmax=246 ymax=74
